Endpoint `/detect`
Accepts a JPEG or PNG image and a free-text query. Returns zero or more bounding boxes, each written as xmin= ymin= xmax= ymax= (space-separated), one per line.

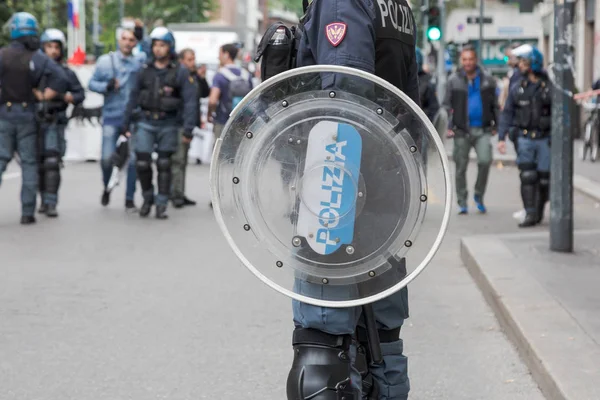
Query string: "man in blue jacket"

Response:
xmin=38 ymin=28 xmax=86 ymax=218
xmin=0 ymin=12 xmax=67 ymax=225
xmin=89 ymin=28 xmax=146 ymax=212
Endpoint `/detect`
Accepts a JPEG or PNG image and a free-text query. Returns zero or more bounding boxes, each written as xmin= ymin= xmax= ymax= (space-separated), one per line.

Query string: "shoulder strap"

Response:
xmin=219 ymin=66 xmax=239 ymax=81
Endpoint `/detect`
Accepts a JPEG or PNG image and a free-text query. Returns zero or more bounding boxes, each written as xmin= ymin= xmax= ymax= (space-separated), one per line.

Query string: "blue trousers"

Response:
xmin=134 ymin=121 xmax=178 ymax=206
xmin=0 ymin=118 xmax=39 ymax=217
xmin=101 ymin=124 xmax=137 ymax=201
xmin=516 ymin=136 xmax=550 ymax=172
xmin=293 ymin=282 xmax=410 ymax=399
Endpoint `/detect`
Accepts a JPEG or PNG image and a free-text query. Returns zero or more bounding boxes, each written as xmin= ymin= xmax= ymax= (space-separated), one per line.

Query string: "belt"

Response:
xmin=1 ymin=101 xmax=34 ymax=110
xmin=520 ymin=129 xmax=549 ymax=139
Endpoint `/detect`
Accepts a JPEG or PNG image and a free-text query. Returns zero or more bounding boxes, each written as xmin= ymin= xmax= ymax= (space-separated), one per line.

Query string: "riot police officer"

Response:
xmin=498 ymin=45 xmax=551 ymax=227
xmin=122 ymin=27 xmax=198 ymax=219
xmin=0 ymin=12 xmax=67 ymax=225
xmin=287 ymin=0 xmax=419 ymax=398
xmin=38 ymin=28 xmax=85 ymax=218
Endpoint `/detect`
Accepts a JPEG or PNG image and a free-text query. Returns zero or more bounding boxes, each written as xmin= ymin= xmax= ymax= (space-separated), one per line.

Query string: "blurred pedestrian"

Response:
xmin=0 ymin=12 xmax=67 ymax=225
xmin=207 ymin=43 xmax=253 ymax=142
xmin=171 ymin=48 xmax=201 ymax=208
xmin=443 ymin=45 xmax=498 ymax=214
xmin=89 ymin=28 xmax=145 ymax=212
xmin=38 ymin=28 xmax=86 ymax=218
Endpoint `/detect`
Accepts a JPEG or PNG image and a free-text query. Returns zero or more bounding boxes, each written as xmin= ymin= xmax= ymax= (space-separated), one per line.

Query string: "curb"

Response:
xmin=460 ymin=233 xmax=600 ymax=400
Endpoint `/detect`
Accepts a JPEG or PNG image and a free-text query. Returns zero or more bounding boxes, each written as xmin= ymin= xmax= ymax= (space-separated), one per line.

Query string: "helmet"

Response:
xmin=415 ymin=47 xmax=424 ymax=72
xmin=41 ymin=28 xmax=66 ymax=50
xmin=512 ymin=44 xmax=544 ymax=73
xmin=149 ymin=27 xmax=175 ymax=54
xmin=9 ymin=12 xmax=39 ymax=40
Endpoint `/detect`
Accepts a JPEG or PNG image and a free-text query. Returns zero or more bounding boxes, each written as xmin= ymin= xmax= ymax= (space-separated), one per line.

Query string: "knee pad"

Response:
xmin=287 ymin=328 xmax=359 ymax=400
xmin=43 ymin=155 xmax=60 ymax=171
xmin=520 ymin=170 xmax=539 ymax=185
xmin=156 ymin=157 xmax=172 ymax=172
xmin=135 ymin=153 xmax=152 ymax=172
xmin=538 ymin=171 xmax=550 ymax=187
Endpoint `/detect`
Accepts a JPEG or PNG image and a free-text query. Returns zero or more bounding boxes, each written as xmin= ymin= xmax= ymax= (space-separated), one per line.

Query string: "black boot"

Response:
xmin=38 ymin=203 xmax=47 ymax=214
xmin=101 ymin=190 xmax=110 ymax=206
xmin=155 ymin=205 xmax=168 ymax=219
xmin=45 ymin=204 xmax=58 ymax=218
xmin=519 ymin=213 xmax=539 ymax=228
xmin=172 ymin=197 xmax=185 ymax=209
xmin=183 ymin=196 xmax=196 ymax=206
xmin=140 ymin=197 xmax=154 ymax=217
xmin=20 ymin=216 xmax=36 ymax=225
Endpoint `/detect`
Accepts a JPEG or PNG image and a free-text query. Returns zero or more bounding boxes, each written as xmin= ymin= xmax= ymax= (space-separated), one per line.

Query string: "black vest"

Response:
xmin=514 ymin=77 xmax=552 ymax=133
xmin=0 ymin=47 xmax=37 ymax=104
xmin=374 ymin=0 xmax=418 ymax=101
xmin=138 ymin=63 xmax=182 ymax=113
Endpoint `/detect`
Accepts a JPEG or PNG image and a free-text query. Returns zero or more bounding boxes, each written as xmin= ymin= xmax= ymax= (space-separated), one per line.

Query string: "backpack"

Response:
xmin=254 ymin=1 xmax=309 ymax=81
xmin=219 ymin=66 xmax=252 ymax=112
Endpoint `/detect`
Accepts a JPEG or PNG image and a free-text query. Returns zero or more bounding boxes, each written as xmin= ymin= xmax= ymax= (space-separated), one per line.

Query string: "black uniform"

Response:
xmin=38 ymin=64 xmax=85 ymax=214
xmin=288 ymin=0 xmax=418 ymax=399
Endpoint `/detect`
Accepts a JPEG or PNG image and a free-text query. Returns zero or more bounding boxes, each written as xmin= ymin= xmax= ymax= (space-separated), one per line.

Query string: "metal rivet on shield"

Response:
xmin=308 ymin=233 xmax=314 ymax=239
xmin=233 ymin=177 xmax=240 ymax=184
xmin=292 ymin=237 xmax=302 ymax=247
xmin=376 ymin=108 xmax=383 ymax=115
xmin=322 ymin=278 xmax=329 ymax=284
xmin=276 ymin=261 xmax=283 ymax=268
xmin=282 ymin=100 xmax=289 ymax=107
xmin=369 ymin=271 xmax=376 ymax=277
xmin=288 ymin=137 xmax=294 ymax=143
xmin=296 ymin=139 xmax=302 ymax=145
xmin=335 ymin=238 xmax=341 ymax=243
xmin=243 ymin=224 xmax=251 ymax=231
xmin=358 ymin=192 xmax=364 ymax=198
xmin=246 ymin=131 xmax=254 ymax=139
xmin=420 ymin=194 xmax=427 ymax=202
xmin=404 ymin=240 xmax=413 ymax=247
xmin=410 ymin=146 xmax=417 ymax=153
xmin=346 ymin=246 xmax=355 ymax=255
xmin=329 ymin=91 xmax=336 ymax=98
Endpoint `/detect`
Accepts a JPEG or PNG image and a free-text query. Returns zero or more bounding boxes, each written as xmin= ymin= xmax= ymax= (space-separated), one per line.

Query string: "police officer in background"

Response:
xmin=498 ymin=45 xmax=551 ymax=228
xmin=38 ymin=28 xmax=85 ymax=218
xmin=0 ymin=12 xmax=67 ymax=225
xmin=122 ymin=27 xmax=198 ymax=219
xmin=287 ymin=0 xmax=418 ymax=398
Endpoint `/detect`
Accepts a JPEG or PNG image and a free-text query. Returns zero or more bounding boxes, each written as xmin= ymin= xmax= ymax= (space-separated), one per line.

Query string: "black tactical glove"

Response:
xmin=183 ymin=129 xmax=194 ymax=140
xmin=107 ymin=78 xmax=117 ymax=92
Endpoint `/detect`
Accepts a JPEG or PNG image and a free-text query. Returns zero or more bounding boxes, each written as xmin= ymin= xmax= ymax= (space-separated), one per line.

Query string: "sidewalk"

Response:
xmin=444 ymin=136 xmax=600 ymax=201
xmin=461 ymin=230 xmax=600 ymax=400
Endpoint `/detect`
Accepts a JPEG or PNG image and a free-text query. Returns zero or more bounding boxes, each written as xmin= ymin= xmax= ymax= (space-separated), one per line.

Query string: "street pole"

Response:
xmin=46 ymin=0 xmax=53 ymax=27
xmin=436 ymin=0 xmax=447 ymax=100
xmin=422 ymin=0 xmax=429 ymax=49
xmin=92 ymin=0 xmax=99 ymax=45
xmin=119 ymin=0 xmax=125 ymax=25
xmin=550 ymin=0 xmax=575 ymax=252
xmin=478 ymin=0 xmax=484 ymax=58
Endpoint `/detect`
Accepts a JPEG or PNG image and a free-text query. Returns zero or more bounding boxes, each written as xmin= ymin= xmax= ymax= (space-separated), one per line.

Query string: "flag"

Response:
xmin=67 ymin=0 xmax=80 ymax=29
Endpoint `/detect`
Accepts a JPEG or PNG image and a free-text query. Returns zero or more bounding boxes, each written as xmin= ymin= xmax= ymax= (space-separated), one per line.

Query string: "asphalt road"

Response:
xmin=6 ymin=158 xmax=596 ymax=399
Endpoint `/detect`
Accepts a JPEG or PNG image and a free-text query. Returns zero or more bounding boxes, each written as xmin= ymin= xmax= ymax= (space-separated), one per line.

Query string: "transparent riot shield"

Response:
xmin=210 ymin=65 xmax=451 ymax=308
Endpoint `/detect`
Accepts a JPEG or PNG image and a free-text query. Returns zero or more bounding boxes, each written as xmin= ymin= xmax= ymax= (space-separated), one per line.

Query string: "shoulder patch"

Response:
xmin=326 ymin=22 xmax=347 ymax=47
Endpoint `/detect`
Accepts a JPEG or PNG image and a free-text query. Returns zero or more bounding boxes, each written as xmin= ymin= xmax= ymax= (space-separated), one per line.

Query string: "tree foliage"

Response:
xmin=0 ymin=0 xmax=215 ymax=52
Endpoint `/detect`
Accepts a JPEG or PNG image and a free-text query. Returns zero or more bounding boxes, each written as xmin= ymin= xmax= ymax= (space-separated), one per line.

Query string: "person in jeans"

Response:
xmin=89 ymin=28 xmax=146 ymax=212
xmin=443 ymin=45 xmax=498 ymax=214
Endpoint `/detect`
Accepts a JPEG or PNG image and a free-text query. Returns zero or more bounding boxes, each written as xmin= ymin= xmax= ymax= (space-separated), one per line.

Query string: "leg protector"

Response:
xmin=156 ymin=152 xmax=173 ymax=196
xmin=287 ymin=328 xmax=359 ymax=400
xmin=537 ymin=171 xmax=550 ymax=222
xmin=519 ymin=166 xmax=539 ymax=212
xmin=135 ymin=152 xmax=153 ymax=192
xmin=42 ymin=154 xmax=61 ymax=195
